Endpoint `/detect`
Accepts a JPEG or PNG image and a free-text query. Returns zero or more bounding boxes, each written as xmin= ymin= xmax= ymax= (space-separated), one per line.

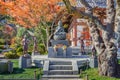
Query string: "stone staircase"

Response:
xmin=42 ymin=60 xmax=79 ymax=79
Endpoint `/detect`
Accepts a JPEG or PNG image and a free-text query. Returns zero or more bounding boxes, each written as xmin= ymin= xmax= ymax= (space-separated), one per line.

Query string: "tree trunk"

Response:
xmin=38 ymin=25 xmax=46 ymax=49
xmin=88 ymin=20 xmax=118 ymax=77
xmin=115 ymin=0 xmax=120 ymax=43
xmin=89 ymin=0 xmax=118 ymax=76
xmin=97 ymin=41 xmax=118 ymax=77
xmin=46 ymin=27 xmax=49 ymax=50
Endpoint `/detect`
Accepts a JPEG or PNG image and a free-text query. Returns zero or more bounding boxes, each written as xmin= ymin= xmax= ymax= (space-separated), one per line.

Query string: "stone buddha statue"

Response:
xmin=53 ymin=20 xmax=66 ymax=40
xmin=48 ymin=20 xmax=72 ymax=58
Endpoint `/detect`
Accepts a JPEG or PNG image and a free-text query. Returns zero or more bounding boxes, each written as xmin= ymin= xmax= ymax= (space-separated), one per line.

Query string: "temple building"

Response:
xmin=65 ymin=0 xmax=107 ymax=47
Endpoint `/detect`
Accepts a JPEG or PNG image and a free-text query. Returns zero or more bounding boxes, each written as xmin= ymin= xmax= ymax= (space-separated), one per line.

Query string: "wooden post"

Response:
xmin=34 ymin=70 xmax=37 ymax=80
xmin=39 ymin=68 xmax=41 ymax=79
xmin=80 ymin=69 xmax=82 ymax=76
xmin=86 ymin=60 xmax=89 ymax=69
xmin=85 ymin=74 xmax=89 ymax=80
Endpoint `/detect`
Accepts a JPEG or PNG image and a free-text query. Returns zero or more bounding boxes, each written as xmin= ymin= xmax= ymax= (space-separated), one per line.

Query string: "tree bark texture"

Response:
xmin=115 ymin=0 xmax=120 ymax=43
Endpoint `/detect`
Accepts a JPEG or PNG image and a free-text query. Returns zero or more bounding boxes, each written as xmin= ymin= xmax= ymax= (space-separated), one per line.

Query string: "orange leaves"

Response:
xmin=0 ymin=1 xmax=7 ymax=14
xmin=0 ymin=1 xmax=14 ymax=14
xmin=0 ymin=0 xmax=62 ymax=28
xmin=55 ymin=5 xmax=60 ymax=10
xmin=4 ymin=2 xmax=14 ymax=7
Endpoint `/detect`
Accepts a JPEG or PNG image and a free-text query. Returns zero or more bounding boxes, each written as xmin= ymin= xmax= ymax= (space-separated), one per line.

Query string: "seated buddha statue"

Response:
xmin=54 ymin=20 xmax=66 ymax=40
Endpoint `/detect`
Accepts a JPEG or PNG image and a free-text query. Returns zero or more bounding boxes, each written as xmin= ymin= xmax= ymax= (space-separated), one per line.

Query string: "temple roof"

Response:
xmin=76 ymin=0 xmax=106 ymax=8
xmin=58 ymin=0 xmax=116 ymax=8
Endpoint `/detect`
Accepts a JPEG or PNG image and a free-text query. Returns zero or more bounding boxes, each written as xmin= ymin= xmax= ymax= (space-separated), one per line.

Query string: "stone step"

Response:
xmin=72 ymin=50 xmax=80 ymax=52
xmin=42 ymin=75 xmax=79 ymax=79
xmin=72 ymin=48 xmax=80 ymax=51
xmin=72 ymin=49 xmax=81 ymax=52
xmin=72 ymin=49 xmax=81 ymax=54
xmin=50 ymin=61 xmax=72 ymax=65
xmin=49 ymin=65 xmax=72 ymax=70
xmin=48 ymin=70 xmax=73 ymax=75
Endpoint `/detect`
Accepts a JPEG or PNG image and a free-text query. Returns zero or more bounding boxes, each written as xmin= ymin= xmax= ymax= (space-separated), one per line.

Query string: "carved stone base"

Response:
xmin=48 ymin=47 xmax=72 ymax=58
xmin=32 ymin=51 xmax=40 ymax=56
xmin=50 ymin=40 xmax=69 ymax=47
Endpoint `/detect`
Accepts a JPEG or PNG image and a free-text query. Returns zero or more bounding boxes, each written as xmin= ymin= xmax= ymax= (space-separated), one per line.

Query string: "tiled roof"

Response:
xmin=58 ymin=0 xmax=116 ymax=8
xmin=76 ymin=0 xmax=106 ymax=8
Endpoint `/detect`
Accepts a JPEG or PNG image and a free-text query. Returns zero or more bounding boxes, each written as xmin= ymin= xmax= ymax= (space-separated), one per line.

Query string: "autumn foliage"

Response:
xmin=0 ymin=0 xmax=62 ymax=28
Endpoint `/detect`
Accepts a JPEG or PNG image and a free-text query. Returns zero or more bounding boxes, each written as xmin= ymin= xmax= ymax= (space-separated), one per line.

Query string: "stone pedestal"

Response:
xmin=51 ymin=40 xmax=69 ymax=46
xmin=48 ymin=40 xmax=72 ymax=58
xmin=32 ymin=52 xmax=40 ymax=56
xmin=89 ymin=57 xmax=98 ymax=68
xmin=0 ymin=60 xmax=13 ymax=73
xmin=8 ymin=62 xmax=13 ymax=73
xmin=48 ymin=47 xmax=72 ymax=58
xmin=19 ymin=54 xmax=32 ymax=68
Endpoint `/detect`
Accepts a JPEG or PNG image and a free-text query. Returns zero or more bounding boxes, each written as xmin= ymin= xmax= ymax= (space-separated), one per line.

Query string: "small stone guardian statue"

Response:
xmin=32 ymin=36 xmax=40 ymax=55
xmin=33 ymin=36 xmax=38 ymax=53
xmin=22 ymin=35 xmax=30 ymax=58
xmin=19 ymin=35 xmax=32 ymax=69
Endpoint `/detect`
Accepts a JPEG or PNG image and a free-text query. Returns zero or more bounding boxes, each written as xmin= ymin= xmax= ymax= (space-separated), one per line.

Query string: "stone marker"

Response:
xmin=0 ymin=60 xmax=13 ymax=73
xmin=89 ymin=56 xmax=98 ymax=68
xmin=19 ymin=54 xmax=32 ymax=68
xmin=32 ymin=36 xmax=40 ymax=55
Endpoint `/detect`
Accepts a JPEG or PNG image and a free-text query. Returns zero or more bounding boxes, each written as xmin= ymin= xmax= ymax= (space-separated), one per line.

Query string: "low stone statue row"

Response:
xmin=22 ymin=35 xmax=39 ymax=57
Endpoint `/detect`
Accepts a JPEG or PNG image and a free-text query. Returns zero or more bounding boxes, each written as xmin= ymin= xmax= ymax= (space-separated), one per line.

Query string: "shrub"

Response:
xmin=0 ymin=39 xmax=5 ymax=45
xmin=0 ymin=45 xmax=5 ymax=49
xmin=38 ymin=44 xmax=46 ymax=55
xmin=10 ymin=44 xmax=24 ymax=57
xmin=17 ymin=52 xmax=23 ymax=57
xmin=28 ymin=51 xmax=32 ymax=55
xmin=0 ymin=49 xmax=2 ymax=53
xmin=39 ymin=44 xmax=45 ymax=49
xmin=16 ymin=47 xmax=23 ymax=53
xmin=4 ymin=52 xmax=19 ymax=59
xmin=28 ymin=45 xmax=33 ymax=53
xmin=43 ymin=51 xmax=48 ymax=55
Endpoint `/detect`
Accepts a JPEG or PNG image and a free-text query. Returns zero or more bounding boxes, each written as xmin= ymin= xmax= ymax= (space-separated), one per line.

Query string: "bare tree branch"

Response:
xmin=62 ymin=0 xmax=72 ymax=13
xmin=75 ymin=8 xmax=106 ymax=30
xmin=62 ymin=0 xmax=106 ymax=31
xmin=79 ymin=0 xmax=93 ymax=14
